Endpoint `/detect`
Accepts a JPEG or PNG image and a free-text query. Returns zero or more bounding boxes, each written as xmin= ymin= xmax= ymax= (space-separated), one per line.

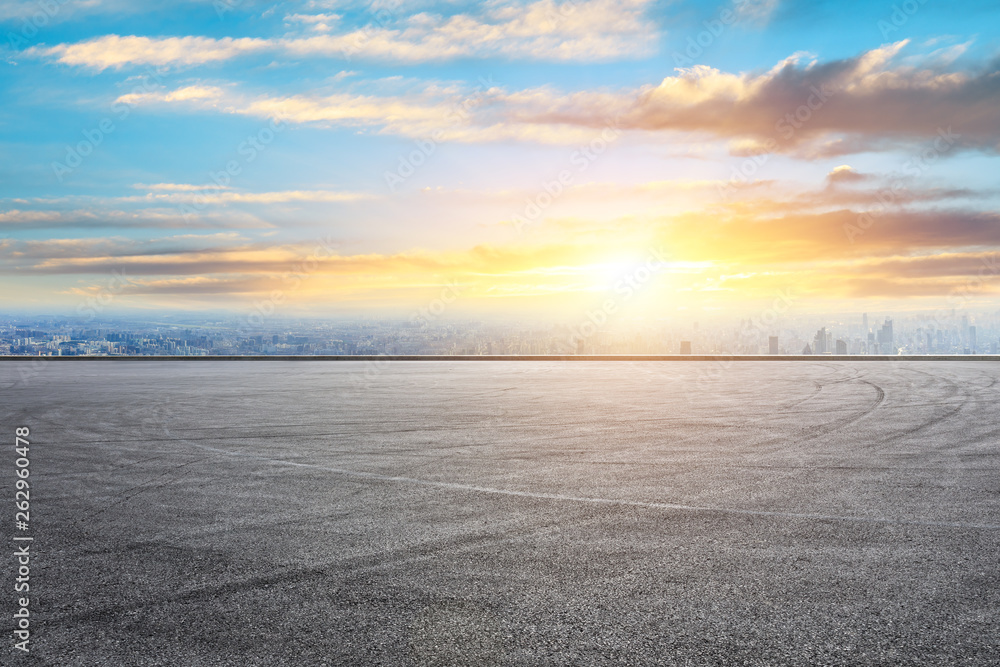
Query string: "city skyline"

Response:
xmin=2 ymin=306 xmax=995 ymax=357
xmin=2 ymin=0 xmax=1000 ymax=319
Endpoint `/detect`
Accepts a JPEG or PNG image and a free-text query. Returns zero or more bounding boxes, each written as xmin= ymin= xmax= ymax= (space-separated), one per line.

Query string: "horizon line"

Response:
xmin=2 ymin=355 xmax=999 ymax=362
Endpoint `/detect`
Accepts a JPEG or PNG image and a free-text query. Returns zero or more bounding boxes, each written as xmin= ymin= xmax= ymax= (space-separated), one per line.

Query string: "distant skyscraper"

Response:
xmin=814 ymin=328 xmax=827 ymax=354
xmin=768 ymin=336 xmax=779 ymax=355
xmin=877 ymin=318 xmax=894 ymax=354
xmin=970 ymin=325 xmax=977 ymax=353
xmin=836 ymin=339 xmax=847 ymax=355
xmin=680 ymin=341 xmax=692 ymax=355
xmin=802 ymin=343 xmax=812 ymax=355
xmin=863 ymin=313 xmax=869 ymax=334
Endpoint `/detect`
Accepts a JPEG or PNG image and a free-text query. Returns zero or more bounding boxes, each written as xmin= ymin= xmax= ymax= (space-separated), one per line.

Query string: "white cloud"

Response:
xmin=16 ymin=190 xmax=373 ymax=206
xmin=114 ymin=81 xmax=619 ymax=144
xmin=734 ymin=0 xmax=780 ymax=24
xmin=131 ymin=183 xmax=231 ymax=192
xmin=121 ymin=189 xmax=371 ymax=204
xmin=31 ymin=35 xmax=269 ymax=70
xmin=58 ymin=40 xmax=1000 ymax=156
xmin=115 ymin=85 xmax=226 ymax=106
xmin=28 ymin=0 xmax=657 ymax=69
xmin=284 ymin=12 xmax=341 ymax=32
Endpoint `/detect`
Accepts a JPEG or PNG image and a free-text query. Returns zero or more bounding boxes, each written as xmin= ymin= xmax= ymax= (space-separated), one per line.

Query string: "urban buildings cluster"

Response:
xmin=1 ymin=311 xmax=997 ymax=357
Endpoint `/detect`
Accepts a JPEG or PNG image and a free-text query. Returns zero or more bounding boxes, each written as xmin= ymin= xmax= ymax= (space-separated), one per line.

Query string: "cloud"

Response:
xmin=0 ymin=207 xmax=272 ymax=229
xmin=826 ymin=165 xmax=867 ymax=183
xmin=283 ymin=12 xmax=341 ymax=32
xmin=852 ymin=252 xmax=1000 ymax=281
xmin=15 ymin=189 xmax=370 ymax=206
xmin=734 ymin=0 xmax=781 ymax=24
xmin=132 ymin=182 xmax=231 ymax=192
xmin=112 ymin=81 xmax=613 ymax=144
xmin=11 ymin=215 xmax=1000 ymax=306
xmin=0 ymin=188 xmax=368 ymax=234
xmin=31 ymin=35 xmax=270 ymax=70
xmin=7 ymin=186 xmax=1000 ymax=306
xmin=0 ymin=209 xmax=57 ymax=223
xmin=285 ymin=0 xmax=657 ymax=62
xmin=4 ymin=233 xmax=251 ymax=262
xmin=27 ymin=0 xmax=656 ymax=69
xmin=665 ymin=207 xmax=1000 ymax=266
xmin=0 ymin=0 xmax=201 ymax=22
xmin=119 ymin=189 xmax=372 ymax=205
xmin=509 ymin=41 xmax=1000 ymax=154
xmin=90 ymin=42 xmax=1000 ymax=156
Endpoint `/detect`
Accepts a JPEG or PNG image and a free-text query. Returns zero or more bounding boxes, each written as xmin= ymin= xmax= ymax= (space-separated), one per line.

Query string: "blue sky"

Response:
xmin=1 ymin=0 xmax=999 ymax=318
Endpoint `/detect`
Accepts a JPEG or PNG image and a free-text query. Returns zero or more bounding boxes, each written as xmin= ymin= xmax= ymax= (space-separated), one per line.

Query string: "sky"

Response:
xmin=1 ymin=0 xmax=999 ymax=322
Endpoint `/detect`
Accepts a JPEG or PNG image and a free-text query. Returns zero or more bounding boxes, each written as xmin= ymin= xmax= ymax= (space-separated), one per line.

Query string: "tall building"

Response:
xmin=768 ymin=336 xmax=779 ymax=355
xmin=970 ymin=325 xmax=977 ymax=353
xmin=836 ymin=339 xmax=847 ymax=355
xmin=877 ymin=318 xmax=894 ymax=354
xmin=813 ymin=328 xmax=827 ymax=354
xmin=679 ymin=341 xmax=692 ymax=355
xmin=862 ymin=312 xmax=869 ymax=335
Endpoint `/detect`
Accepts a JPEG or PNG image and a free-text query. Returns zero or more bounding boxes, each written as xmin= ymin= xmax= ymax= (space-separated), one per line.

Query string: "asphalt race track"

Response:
xmin=2 ymin=361 xmax=999 ymax=665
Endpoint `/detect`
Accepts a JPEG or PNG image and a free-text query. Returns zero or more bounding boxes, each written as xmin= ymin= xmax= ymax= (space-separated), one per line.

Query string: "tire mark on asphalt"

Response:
xmin=49 ymin=513 xmax=603 ymax=626
xmin=806 ymin=375 xmax=883 ymax=439
xmin=168 ymin=427 xmax=1000 ymax=531
xmin=77 ymin=456 xmax=213 ymax=523
xmin=744 ymin=373 xmax=886 ymax=455
xmin=874 ymin=366 xmax=972 ymax=447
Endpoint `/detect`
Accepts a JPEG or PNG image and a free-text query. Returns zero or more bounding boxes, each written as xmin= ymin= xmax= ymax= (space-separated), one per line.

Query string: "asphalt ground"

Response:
xmin=1 ymin=361 xmax=998 ymax=665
